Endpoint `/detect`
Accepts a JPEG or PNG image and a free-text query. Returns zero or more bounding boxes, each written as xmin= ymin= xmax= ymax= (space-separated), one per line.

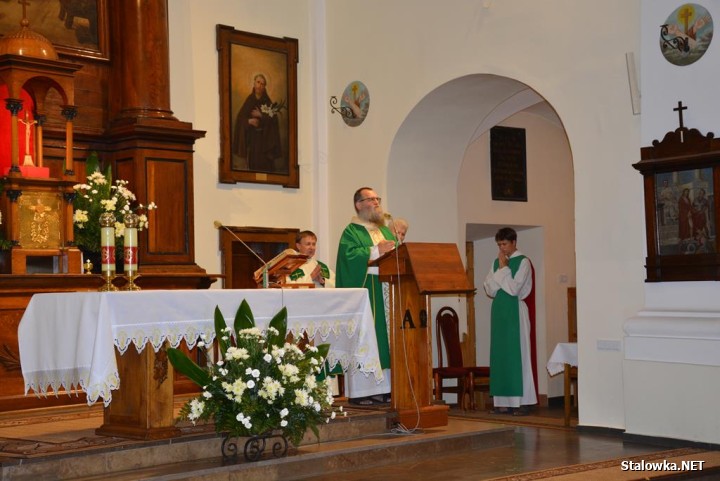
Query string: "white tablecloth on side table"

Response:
xmin=19 ymin=288 xmax=383 ymax=406
xmin=546 ymin=342 xmax=578 ymax=376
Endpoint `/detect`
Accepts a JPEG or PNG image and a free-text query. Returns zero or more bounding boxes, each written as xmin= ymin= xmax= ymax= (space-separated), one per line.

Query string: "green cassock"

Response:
xmin=336 ymin=222 xmax=396 ymax=369
xmin=489 ymin=255 xmax=526 ymax=397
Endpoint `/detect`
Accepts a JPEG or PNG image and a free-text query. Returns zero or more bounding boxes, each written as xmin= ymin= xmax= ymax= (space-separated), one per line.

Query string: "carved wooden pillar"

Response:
xmin=5 ymin=98 xmax=22 ymax=174
xmin=107 ymin=0 xmax=205 ymax=273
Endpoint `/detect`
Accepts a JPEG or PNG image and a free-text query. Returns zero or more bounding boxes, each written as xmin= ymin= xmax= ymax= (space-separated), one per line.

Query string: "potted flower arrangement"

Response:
xmin=72 ymin=152 xmax=156 ymax=266
xmin=167 ymin=300 xmax=335 ymax=462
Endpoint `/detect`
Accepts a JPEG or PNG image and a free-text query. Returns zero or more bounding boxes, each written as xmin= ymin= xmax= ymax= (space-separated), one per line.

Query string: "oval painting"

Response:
xmin=659 ymin=3 xmax=713 ymax=66
xmin=340 ymin=81 xmax=370 ymax=127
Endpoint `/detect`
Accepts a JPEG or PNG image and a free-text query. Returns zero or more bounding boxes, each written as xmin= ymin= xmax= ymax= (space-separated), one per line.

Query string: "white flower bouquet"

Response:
xmin=72 ymin=152 xmax=156 ymax=253
xmin=167 ymin=300 xmax=335 ymax=447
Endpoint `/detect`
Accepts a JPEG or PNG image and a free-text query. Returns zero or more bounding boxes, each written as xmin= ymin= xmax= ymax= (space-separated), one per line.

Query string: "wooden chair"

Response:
xmin=433 ymin=306 xmax=490 ymax=410
xmin=566 ymin=287 xmax=578 ymax=426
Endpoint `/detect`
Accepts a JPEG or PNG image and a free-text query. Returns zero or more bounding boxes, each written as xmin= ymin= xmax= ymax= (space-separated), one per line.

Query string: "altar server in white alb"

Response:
xmin=285 ymin=230 xmax=336 ymax=288
xmin=483 ymin=227 xmax=537 ymax=416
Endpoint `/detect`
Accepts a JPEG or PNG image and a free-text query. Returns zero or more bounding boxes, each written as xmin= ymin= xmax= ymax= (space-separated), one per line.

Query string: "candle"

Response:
xmin=99 ymin=213 xmax=116 ymax=275
xmin=124 ymin=213 xmax=139 ymax=275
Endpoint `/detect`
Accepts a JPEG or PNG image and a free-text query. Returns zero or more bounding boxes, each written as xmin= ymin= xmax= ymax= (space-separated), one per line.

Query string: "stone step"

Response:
xmin=1 ymin=409 xmax=513 ymax=481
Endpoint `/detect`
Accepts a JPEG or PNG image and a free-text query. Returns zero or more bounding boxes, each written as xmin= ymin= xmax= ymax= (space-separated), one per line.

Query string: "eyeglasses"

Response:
xmin=358 ymin=197 xmax=381 ymax=204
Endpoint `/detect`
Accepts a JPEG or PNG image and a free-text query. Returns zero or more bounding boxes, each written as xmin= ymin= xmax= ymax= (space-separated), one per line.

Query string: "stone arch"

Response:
xmin=386 ymin=73 xmax=575 ymax=399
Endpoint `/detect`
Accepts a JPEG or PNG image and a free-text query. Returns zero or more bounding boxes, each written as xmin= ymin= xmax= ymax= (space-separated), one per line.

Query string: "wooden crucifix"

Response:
xmin=674 ymin=101 xmax=688 ymax=142
xmin=18 ymin=0 xmax=30 ymax=20
xmin=674 ymin=101 xmax=687 ymax=129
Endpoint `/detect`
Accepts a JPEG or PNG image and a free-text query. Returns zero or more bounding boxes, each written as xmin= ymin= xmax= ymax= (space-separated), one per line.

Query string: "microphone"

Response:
xmin=214 ymin=220 xmax=269 ymax=288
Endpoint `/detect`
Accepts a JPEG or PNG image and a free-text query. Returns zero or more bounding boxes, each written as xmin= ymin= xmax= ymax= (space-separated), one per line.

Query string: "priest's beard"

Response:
xmin=358 ymin=206 xmax=385 ymax=226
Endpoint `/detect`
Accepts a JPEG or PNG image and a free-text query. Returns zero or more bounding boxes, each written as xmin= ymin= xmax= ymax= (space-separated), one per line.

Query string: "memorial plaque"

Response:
xmin=490 ymin=126 xmax=527 ymax=202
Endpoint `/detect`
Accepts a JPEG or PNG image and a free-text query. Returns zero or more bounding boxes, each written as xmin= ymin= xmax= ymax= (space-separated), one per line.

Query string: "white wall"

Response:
xmin=617 ymin=0 xmax=720 ymax=444
xmin=169 ymin=0 xmax=643 ymax=432
xmin=168 ymin=0 xmax=320 ymax=276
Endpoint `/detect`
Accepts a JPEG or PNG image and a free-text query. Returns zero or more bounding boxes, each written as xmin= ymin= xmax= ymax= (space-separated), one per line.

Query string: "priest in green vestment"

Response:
xmin=336 ymin=187 xmax=396 ymax=404
xmin=483 ymin=227 xmax=537 ymax=415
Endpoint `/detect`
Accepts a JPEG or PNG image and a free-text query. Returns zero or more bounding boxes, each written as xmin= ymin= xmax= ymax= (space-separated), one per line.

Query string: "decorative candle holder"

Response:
xmin=98 ymin=212 xmax=118 ymax=292
xmin=123 ymin=212 xmax=141 ymax=291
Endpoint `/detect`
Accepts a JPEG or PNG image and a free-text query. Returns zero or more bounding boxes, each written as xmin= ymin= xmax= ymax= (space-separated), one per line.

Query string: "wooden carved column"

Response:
xmin=106 ymin=0 xmax=205 ymax=273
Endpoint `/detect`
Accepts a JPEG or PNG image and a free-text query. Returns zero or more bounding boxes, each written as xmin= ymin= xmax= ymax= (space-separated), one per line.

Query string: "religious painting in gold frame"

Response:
xmin=0 ymin=0 xmax=109 ymax=61
xmin=654 ymin=168 xmax=715 ymax=256
xmin=217 ymin=25 xmax=299 ymax=188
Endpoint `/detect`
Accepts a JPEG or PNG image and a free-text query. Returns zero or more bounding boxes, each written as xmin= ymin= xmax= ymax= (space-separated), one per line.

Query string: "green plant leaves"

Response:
xmin=267 ymin=307 xmax=288 ymax=347
xmin=167 ymin=347 xmax=210 ymax=387
xmin=234 ymin=299 xmax=255 ymax=333
xmin=214 ymin=305 xmax=230 ymax=358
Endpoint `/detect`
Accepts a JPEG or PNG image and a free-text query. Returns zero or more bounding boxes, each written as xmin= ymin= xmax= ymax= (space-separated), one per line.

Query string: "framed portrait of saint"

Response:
xmin=217 ymin=25 xmax=299 ymax=188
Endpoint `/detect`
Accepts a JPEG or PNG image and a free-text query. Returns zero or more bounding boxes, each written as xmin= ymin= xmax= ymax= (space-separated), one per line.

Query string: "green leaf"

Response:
xmin=167 ymin=347 xmax=210 ymax=387
xmin=234 ymin=299 xmax=255 ymax=333
xmin=214 ymin=305 xmax=229 ymax=357
xmin=315 ymin=343 xmax=330 ymax=361
xmin=313 ymin=344 xmax=335 ymax=381
xmin=267 ymin=306 xmax=288 ymax=347
xmin=85 ymin=151 xmax=100 ymax=175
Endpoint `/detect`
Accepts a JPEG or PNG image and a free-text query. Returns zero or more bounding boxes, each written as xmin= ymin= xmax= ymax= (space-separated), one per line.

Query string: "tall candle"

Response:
xmin=124 ymin=213 xmax=139 ymax=275
xmin=99 ymin=213 xmax=116 ymax=275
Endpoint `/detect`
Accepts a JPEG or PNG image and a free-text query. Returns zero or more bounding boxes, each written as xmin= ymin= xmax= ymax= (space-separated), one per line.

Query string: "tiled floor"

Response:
xmin=0 ymin=403 xmax=693 ymax=480
xmin=295 ymin=407 xmax=665 ymax=481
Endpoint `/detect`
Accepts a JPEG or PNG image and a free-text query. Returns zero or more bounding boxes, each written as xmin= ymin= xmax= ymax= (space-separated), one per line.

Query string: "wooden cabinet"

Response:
xmin=633 ymin=122 xmax=720 ymax=281
xmin=219 ymin=226 xmax=298 ymax=289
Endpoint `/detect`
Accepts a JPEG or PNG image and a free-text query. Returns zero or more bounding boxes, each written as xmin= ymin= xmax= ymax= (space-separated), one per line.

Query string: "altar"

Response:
xmin=18 ymin=288 xmax=383 ymax=438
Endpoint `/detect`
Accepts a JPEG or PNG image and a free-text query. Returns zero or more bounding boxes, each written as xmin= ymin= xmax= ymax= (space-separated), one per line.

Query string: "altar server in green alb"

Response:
xmin=336 ymin=187 xmax=396 ymax=405
xmin=285 ymin=230 xmax=335 ymax=288
xmin=483 ymin=227 xmax=537 ymax=415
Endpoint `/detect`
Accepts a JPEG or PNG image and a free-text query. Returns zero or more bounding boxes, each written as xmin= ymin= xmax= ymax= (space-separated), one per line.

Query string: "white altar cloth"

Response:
xmin=19 ymin=288 xmax=383 ymax=406
xmin=546 ymin=342 xmax=578 ymax=376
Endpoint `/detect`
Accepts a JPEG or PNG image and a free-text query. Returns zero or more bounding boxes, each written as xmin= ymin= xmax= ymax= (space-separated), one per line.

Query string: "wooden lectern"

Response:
xmin=253 ymin=248 xmax=308 ymax=287
xmin=374 ymin=242 xmax=474 ymax=428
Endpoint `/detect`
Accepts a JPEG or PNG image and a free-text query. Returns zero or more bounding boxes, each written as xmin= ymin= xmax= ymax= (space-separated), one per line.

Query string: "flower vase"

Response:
xmin=221 ymin=430 xmax=288 ymax=462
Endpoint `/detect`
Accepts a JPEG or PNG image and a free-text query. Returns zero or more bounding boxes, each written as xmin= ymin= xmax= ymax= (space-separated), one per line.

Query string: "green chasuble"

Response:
xmin=336 ymin=222 xmax=396 ymax=369
xmin=489 ymin=255 xmax=526 ymax=397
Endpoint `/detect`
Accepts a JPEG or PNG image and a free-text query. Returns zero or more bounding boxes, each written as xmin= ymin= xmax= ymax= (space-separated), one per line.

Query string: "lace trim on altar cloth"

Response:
xmin=112 ymin=316 xmax=383 ymax=382
xmin=23 ymin=367 xmax=120 ymax=407
xmin=114 ymin=324 xmax=216 ymax=355
xmin=325 ymin=354 xmax=384 ymax=383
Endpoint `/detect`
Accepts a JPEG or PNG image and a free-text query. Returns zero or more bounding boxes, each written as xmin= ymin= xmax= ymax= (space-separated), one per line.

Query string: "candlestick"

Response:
xmin=98 ymin=212 xmax=118 ymax=291
xmin=123 ymin=212 xmax=141 ymax=291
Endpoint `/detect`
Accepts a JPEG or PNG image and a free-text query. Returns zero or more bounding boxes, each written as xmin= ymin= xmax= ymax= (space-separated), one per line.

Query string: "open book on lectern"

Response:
xmin=253 ymin=249 xmax=308 ymax=287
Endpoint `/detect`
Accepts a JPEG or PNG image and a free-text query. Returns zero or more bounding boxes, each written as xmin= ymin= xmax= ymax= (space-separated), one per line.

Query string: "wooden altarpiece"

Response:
xmin=0 ymin=53 xmax=84 ymax=274
xmin=0 ymin=1 xmax=217 ymax=437
xmin=374 ymin=242 xmax=473 ymax=428
xmin=633 ymin=104 xmax=720 ymax=281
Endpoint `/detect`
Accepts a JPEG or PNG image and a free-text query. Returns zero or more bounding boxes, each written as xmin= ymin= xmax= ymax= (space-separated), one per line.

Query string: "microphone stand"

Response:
xmin=214 ymin=221 xmax=269 ymax=288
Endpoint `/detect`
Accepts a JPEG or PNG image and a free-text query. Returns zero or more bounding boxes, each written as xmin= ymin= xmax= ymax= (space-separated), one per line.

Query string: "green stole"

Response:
xmin=289 ymin=260 xmax=330 ymax=281
xmin=336 ymin=222 xmax=396 ymax=369
xmin=489 ymin=255 xmax=525 ymax=397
